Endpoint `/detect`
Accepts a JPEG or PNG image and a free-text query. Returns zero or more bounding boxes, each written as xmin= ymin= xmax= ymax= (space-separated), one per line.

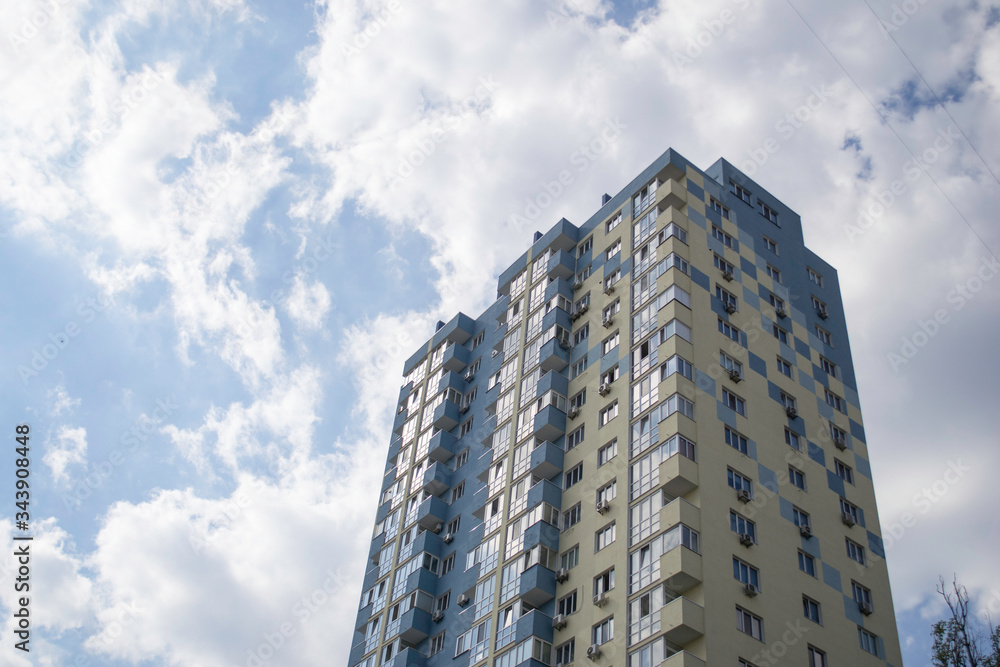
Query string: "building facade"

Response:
xmin=350 ymin=148 xmax=902 ymax=667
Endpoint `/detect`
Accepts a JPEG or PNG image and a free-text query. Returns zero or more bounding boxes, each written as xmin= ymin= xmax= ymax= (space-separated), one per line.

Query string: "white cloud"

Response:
xmin=43 ymin=426 xmax=88 ymax=485
xmin=286 ymin=275 xmax=332 ymax=331
xmin=46 ymin=384 xmax=81 ymax=417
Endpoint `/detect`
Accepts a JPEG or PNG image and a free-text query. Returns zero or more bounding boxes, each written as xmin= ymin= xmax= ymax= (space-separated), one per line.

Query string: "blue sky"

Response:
xmin=0 ymin=0 xmax=998 ymax=665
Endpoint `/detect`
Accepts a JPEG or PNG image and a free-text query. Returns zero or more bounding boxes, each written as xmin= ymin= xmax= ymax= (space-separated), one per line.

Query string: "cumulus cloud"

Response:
xmin=286 ymin=275 xmax=332 ymax=331
xmin=43 ymin=426 xmax=88 ymax=485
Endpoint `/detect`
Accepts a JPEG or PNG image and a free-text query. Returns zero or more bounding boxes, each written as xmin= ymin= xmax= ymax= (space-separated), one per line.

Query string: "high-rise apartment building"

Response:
xmin=350 ymin=148 xmax=902 ymax=667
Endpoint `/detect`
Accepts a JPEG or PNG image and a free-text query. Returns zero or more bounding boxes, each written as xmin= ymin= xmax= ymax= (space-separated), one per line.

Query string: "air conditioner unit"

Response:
xmin=568 ymin=407 xmax=580 ymax=420
xmin=724 ymin=301 xmax=737 ymax=314
xmin=397 ymin=405 xmax=406 ymax=414
xmin=729 ymin=368 xmax=742 ymax=382
xmin=464 ymin=371 xmax=475 ymax=382
xmin=555 ymin=567 xmax=569 ymax=583
xmin=818 ymin=306 xmax=829 ymax=319
xmin=602 ymin=315 xmax=613 ymax=328
xmin=459 ymin=404 xmax=469 ymax=414
xmin=859 ymin=601 xmax=874 ymax=616
xmin=604 ymin=284 xmax=615 ymax=295
xmin=739 ymin=533 xmax=754 ymax=547
xmin=432 ymin=610 xmax=444 ymax=622
xmin=785 ymin=405 xmax=798 ymax=419
xmin=571 ymin=310 xmax=581 ymax=321
xmin=433 ymin=523 xmax=443 ymax=534
xmin=775 ymin=305 xmax=787 ymax=318
xmin=799 ymin=524 xmax=813 ymax=538
xmin=587 ymin=644 xmax=602 ymax=660
xmin=442 ymin=532 xmax=454 ymax=544
xmin=491 ymin=349 xmax=500 ymax=358
xmin=573 ymin=280 xmax=584 ymax=290
xmin=722 ymin=270 xmax=735 ymax=281
xmin=593 ymin=593 xmax=608 ymax=607
xmin=552 ymin=614 xmax=567 ymax=630
xmin=457 ymin=594 xmax=470 ymax=606
xmin=559 ymin=338 xmax=573 ymax=351
xmin=598 ymin=383 xmax=610 ymax=396
xmin=833 ymin=434 xmax=847 ymax=450
xmin=578 ymin=303 xmax=589 ymax=315
xmin=596 ymin=499 xmax=610 ymax=514
xmin=744 ymin=583 xmax=760 ymax=597
xmin=737 ymin=488 xmax=752 ymax=503
xmin=842 ymin=512 xmax=856 ymax=527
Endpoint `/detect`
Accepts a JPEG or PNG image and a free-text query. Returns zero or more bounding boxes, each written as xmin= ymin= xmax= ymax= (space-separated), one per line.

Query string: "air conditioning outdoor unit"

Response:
xmin=457 ymin=594 xmax=470 ymax=606
xmin=722 ymin=270 xmax=735 ymax=281
xmin=598 ymin=384 xmax=610 ymax=396
xmin=432 ymin=610 xmax=444 ymax=622
xmin=859 ymin=601 xmax=874 ymax=616
xmin=842 ymin=512 xmax=856 ymax=527
xmin=593 ymin=593 xmax=608 ymax=607
xmin=596 ymin=500 xmax=610 ymax=515
xmin=464 ymin=371 xmax=475 ymax=382
xmin=552 ymin=614 xmax=567 ymax=630
xmin=602 ymin=315 xmax=613 ymax=328
xmin=724 ymin=301 xmax=737 ymax=314
xmin=555 ymin=568 xmax=569 ymax=583
xmin=568 ymin=407 xmax=580 ymax=419
xmin=744 ymin=583 xmax=760 ymax=597
xmin=739 ymin=533 xmax=754 ymax=547
xmin=587 ymin=644 xmax=602 ymax=660
xmin=775 ymin=305 xmax=787 ymax=318
xmin=799 ymin=524 xmax=812 ymax=538
xmin=833 ymin=434 xmax=847 ymax=450
xmin=785 ymin=405 xmax=798 ymax=419
xmin=737 ymin=488 xmax=752 ymax=503
xmin=442 ymin=532 xmax=454 ymax=544
xmin=604 ymin=284 xmax=615 ymax=295
xmin=729 ymin=368 xmax=742 ymax=382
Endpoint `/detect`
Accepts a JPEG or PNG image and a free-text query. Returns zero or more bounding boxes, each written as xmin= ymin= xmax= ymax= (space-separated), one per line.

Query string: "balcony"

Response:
xmin=398 ymin=607 xmax=432 ymax=645
xmin=538 ymin=338 xmax=570 ymax=373
xmin=513 ymin=609 xmax=554 ymax=644
xmin=416 ymin=496 xmax=448 ymax=531
xmin=427 ymin=431 xmax=457 ymax=463
xmin=529 ymin=441 xmax=564 ymax=481
xmin=442 ymin=344 xmax=471 ymax=373
xmin=437 ymin=369 xmax=466 ymax=395
xmin=525 ymin=478 xmax=562 ymax=510
xmin=522 ymin=520 xmax=560 ymax=553
xmin=421 ymin=462 xmax=451 ymax=497
xmin=519 ymin=563 xmax=556 ymax=607
xmin=386 ymin=646 xmax=426 ymax=667
xmin=660 ymin=597 xmax=705 ymax=645
xmin=435 ymin=313 xmax=475 ymax=346
xmin=662 ymin=652 xmax=706 ymax=667
xmin=660 ymin=547 xmax=703 ymax=594
xmin=660 ymin=178 xmax=687 ymax=210
xmin=532 ymin=405 xmax=567 ymax=443
xmin=546 ymin=249 xmax=576 ymax=281
xmin=432 ymin=400 xmax=461 ymax=431
xmin=660 ymin=498 xmax=701 ymax=532
xmin=392 ymin=406 xmax=408 ymax=435
xmin=660 ymin=454 xmax=699 ymax=498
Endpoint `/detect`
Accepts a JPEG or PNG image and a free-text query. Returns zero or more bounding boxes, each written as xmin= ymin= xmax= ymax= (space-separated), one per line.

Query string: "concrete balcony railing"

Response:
xmin=660 ymin=597 xmax=705 ymax=646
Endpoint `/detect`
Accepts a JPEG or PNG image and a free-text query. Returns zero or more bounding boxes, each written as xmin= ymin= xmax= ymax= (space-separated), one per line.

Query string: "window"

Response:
xmin=841 ymin=498 xmax=860 ymax=524
xmin=557 ymin=590 xmax=578 ymax=616
xmin=765 ymin=263 xmax=781 ymax=283
xmin=575 ymin=292 xmax=591 ymax=310
xmin=595 ymin=522 xmax=616 ymax=551
xmin=570 ymin=357 xmax=589 ymax=378
xmin=733 ymin=557 xmax=760 ymax=588
xmin=604 ymin=268 xmax=621 ymax=291
xmin=592 ymin=616 xmax=614 ymax=645
xmin=772 ymin=324 xmax=788 ymax=345
xmin=789 ymin=466 xmax=806 ymax=490
xmin=573 ymin=324 xmax=589 ymax=346
xmin=835 ymin=460 xmax=854 ymax=485
xmin=852 ymin=581 xmax=873 ymax=608
xmin=561 ymin=545 xmax=579 ymax=570
xmin=565 ymin=464 xmax=583 ymax=489
xmin=605 ymin=240 xmax=622 ymax=261
xmin=455 ymin=449 xmax=469 ymax=469
xmin=716 ymin=284 xmax=738 ymax=310
xmin=719 ymin=319 xmax=741 ymax=342
xmin=785 ymin=428 xmax=801 ymax=450
xmin=776 ymin=356 xmax=792 ymax=377
xmin=566 ymin=425 xmax=585 ymax=450
xmin=555 ymin=640 xmax=575 ymax=665
xmin=727 ymin=468 xmax=753 ymax=496
xmin=468 ymin=358 xmax=481 ymax=375
xmin=808 ymin=268 xmax=824 ymax=287
xmin=606 ymin=211 xmax=622 ymax=233
xmin=598 ymin=401 xmax=619 ymax=427
xmin=820 ymin=356 xmax=838 ymax=378
xmin=846 ymin=537 xmax=866 ymax=565
xmin=577 ymin=266 xmax=592 ymax=283
xmin=710 ymin=197 xmax=730 ymax=219
xmin=730 ymin=511 xmax=756 ymax=542
xmin=600 ymin=366 xmax=620 ymax=385
xmin=570 ymin=390 xmax=586 ymax=411
xmin=731 ymin=181 xmax=752 ymax=204
xmin=803 ymin=596 xmax=822 ymax=624
xmin=768 ymin=292 xmax=785 ymax=312
xmin=430 ymin=632 xmax=446 ymax=655
xmin=859 ymin=628 xmax=880 ymax=656
xmin=758 ymin=201 xmax=778 ymax=223
xmin=722 ymin=389 xmax=746 ymax=416
xmin=471 ymin=331 xmax=485 ymax=349
xmin=596 ymin=480 xmax=616 ymax=504
xmin=825 ymin=389 xmax=846 ymax=413
xmin=720 ymin=351 xmax=743 ymax=376
xmin=736 ymin=606 xmax=763 ymax=641
xmin=441 ymin=553 xmax=456 ymax=575
xmin=714 ymin=253 xmax=735 ymax=274
xmin=725 ymin=426 xmax=749 ymax=454
xmin=593 ymin=568 xmax=615 ymax=595
xmin=451 ymin=482 xmax=465 ymax=502
xmin=815 ymin=324 xmax=832 ymax=346
xmin=763 ymin=236 xmax=777 ymax=254
xmin=602 ymin=299 xmax=620 ymax=321
xmin=780 ymin=391 xmax=797 ymax=413
xmin=563 ymin=504 xmax=582 ymax=530
xmin=597 ymin=440 xmax=618 ymax=466
xmin=601 ymin=332 xmax=620 ymax=355
xmin=712 ymin=224 xmax=734 ymax=248
xmin=811 ymin=295 xmax=827 ymax=314
xmin=578 ymin=237 xmax=593 ymax=257
xmin=435 ymin=592 xmax=451 ymax=613
xmin=460 ymin=419 xmax=474 ymax=437
xmin=446 ymin=517 xmax=461 ymax=536
xmin=793 ymin=506 xmax=810 ymax=529
xmin=798 ymin=550 xmax=816 ymax=577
